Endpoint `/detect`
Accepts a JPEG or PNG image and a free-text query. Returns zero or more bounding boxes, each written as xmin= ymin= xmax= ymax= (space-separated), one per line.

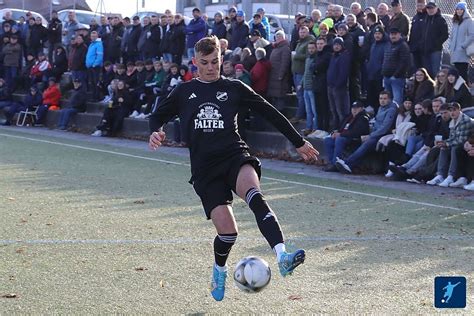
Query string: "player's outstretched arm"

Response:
xmin=149 ymin=131 xmax=166 ymax=151
xmin=296 ymin=140 xmax=320 ymax=162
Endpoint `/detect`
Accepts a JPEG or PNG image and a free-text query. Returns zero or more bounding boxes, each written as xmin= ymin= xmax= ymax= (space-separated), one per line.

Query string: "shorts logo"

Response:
xmin=216 ymin=91 xmax=228 ymax=102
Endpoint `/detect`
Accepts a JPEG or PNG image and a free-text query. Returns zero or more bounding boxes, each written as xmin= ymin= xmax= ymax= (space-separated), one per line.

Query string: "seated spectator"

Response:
xmin=91 ymin=80 xmax=132 ymax=137
xmin=434 ymin=68 xmax=448 ymax=97
xmin=219 ymin=38 xmax=233 ymax=61
xmin=85 ymin=31 xmax=104 ymax=101
xmin=125 ymin=61 xmax=137 ymax=89
xmin=455 ymin=133 xmax=474 ymax=190
xmin=51 ymin=45 xmax=68 ymax=82
xmin=56 ymin=78 xmax=87 ymax=130
xmin=19 ymin=52 xmax=36 ymax=90
xmin=241 ymin=47 xmax=256 ymax=72
xmin=427 ymin=102 xmax=474 ymax=186
xmin=30 ymin=52 xmax=51 ymax=88
xmin=36 ymin=77 xmax=61 ymax=126
xmin=2 ymin=85 xmax=42 ymax=126
xmin=445 ymin=68 xmax=472 ymax=108
xmin=161 ymin=63 xmax=182 ymax=98
xmin=211 ymin=12 xmax=227 ymax=39
xmin=98 ymin=61 xmax=115 ymax=102
xmin=128 ymin=61 xmax=147 ymax=119
xmin=410 ymin=68 xmax=435 ymax=103
xmin=143 ymin=60 xmax=165 ymax=115
xmin=323 ymin=101 xmax=370 ymax=171
xmin=102 ymin=79 xmax=119 ymax=107
xmin=317 ymin=20 xmax=335 ymax=45
xmin=234 ymin=63 xmax=251 ymax=85
xmin=405 ymin=100 xmax=434 ymax=156
xmin=335 ymin=90 xmax=397 ymax=174
xmin=180 ymin=65 xmax=193 ymax=82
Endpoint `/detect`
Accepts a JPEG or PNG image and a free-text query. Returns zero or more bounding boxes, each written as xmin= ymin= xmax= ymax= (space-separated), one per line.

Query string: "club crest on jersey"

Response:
xmin=195 ymin=103 xmax=224 ymax=132
xmin=216 ymin=91 xmax=228 ymax=102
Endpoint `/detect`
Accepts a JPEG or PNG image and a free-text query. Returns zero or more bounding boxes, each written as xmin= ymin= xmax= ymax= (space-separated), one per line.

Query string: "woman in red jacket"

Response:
xmin=250 ymin=47 xmax=271 ymax=100
xmin=35 ymin=77 xmax=61 ymax=126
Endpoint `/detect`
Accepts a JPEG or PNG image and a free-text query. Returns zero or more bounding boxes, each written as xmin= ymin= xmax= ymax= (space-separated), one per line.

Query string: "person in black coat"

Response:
xmin=123 ymin=16 xmax=142 ymax=64
xmin=104 ymin=18 xmax=123 ymax=64
xmin=68 ymin=35 xmax=88 ymax=88
xmin=324 ymin=101 xmax=370 ymax=171
xmin=47 ymin=11 xmax=63 ymax=62
xmin=51 ymin=45 xmax=68 ymax=81
xmin=211 ymin=11 xmax=226 ymax=39
xmin=57 ymin=79 xmax=87 ymax=130
xmin=445 ymin=68 xmax=472 ymax=108
xmin=313 ymin=37 xmax=332 ymax=131
xmin=143 ymin=15 xmax=161 ymax=61
xmin=169 ymin=15 xmax=186 ymax=66
xmin=29 ymin=17 xmax=47 ymax=58
xmin=229 ymin=11 xmax=249 ymax=50
xmin=408 ymin=1 xmax=427 ymax=71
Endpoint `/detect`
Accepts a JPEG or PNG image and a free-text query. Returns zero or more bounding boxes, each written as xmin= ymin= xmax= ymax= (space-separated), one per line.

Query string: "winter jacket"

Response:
xmin=267 ymin=40 xmax=291 ymax=98
xmin=169 ymin=21 xmax=186 ymax=56
xmin=388 ymin=12 xmax=410 ymax=37
xmin=105 ymin=23 xmax=124 ymax=60
xmin=423 ymin=9 xmax=449 ymax=53
xmin=143 ymin=23 xmax=161 ymax=58
xmin=445 ymin=113 xmax=474 ymax=147
xmin=356 ymin=11 xmax=368 ymax=31
xmin=338 ymin=110 xmax=370 ymax=139
xmin=229 ymin=20 xmax=250 ymax=50
xmin=68 ymin=43 xmax=87 ymax=71
xmin=327 ymin=49 xmax=351 ymax=89
xmin=424 ymin=114 xmax=450 ymax=146
xmin=370 ymin=101 xmax=398 ymax=139
xmin=291 ymin=35 xmax=316 ymax=74
xmin=63 ymin=20 xmax=78 ymax=46
xmin=42 ymin=84 xmax=61 ymax=107
xmin=68 ymin=85 xmax=87 ymax=112
xmin=367 ymin=36 xmax=388 ymax=80
xmin=348 ymin=23 xmax=365 ymax=61
xmin=211 ymin=20 xmax=227 ymax=39
xmin=137 ymin=23 xmax=151 ymax=52
xmin=449 ymin=11 xmax=474 ymax=63
xmin=125 ymin=24 xmax=142 ymax=55
xmin=446 ymin=77 xmax=472 ymax=108
xmin=112 ymin=88 xmax=132 ymax=109
xmin=301 ymin=53 xmax=316 ymax=90
xmin=23 ymin=92 xmax=42 ymax=110
xmin=186 ymin=17 xmax=207 ymax=49
xmin=52 ymin=50 xmax=68 ymax=75
xmin=411 ymin=80 xmax=435 ymax=103
xmin=249 ymin=16 xmax=271 ymax=41
xmin=250 ymin=22 xmax=267 ymax=41
xmin=47 ymin=18 xmax=62 ymax=45
xmin=312 ymin=45 xmax=332 ymax=93
xmin=381 ymin=38 xmax=410 ymax=78
xmin=408 ymin=10 xmax=427 ymax=53
xmin=159 ymin=24 xmax=171 ymax=55
xmin=2 ymin=42 xmax=22 ymax=67
xmin=29 ymin=24 xmax=47 ymax=50
xmin=86 ymin=39 xmax=103 ymax=68
xmin=250 ymin=59 xmax=271 ymax=95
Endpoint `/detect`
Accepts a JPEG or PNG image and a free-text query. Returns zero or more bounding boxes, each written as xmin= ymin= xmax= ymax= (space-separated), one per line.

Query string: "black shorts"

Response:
xmin=192 ymin=154 xmax=261 ymax=219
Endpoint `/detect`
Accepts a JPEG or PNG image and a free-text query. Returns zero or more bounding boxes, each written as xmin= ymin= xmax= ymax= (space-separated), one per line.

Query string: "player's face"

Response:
xmin=193 ymin=49 xmax=221 ymax=82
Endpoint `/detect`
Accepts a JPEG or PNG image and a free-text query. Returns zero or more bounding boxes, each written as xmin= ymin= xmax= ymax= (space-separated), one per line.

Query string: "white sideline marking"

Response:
xmin=1 ymin=235 xmax=473 ymax=246
xmin=1 ymin=132 xmax=473 ymax=214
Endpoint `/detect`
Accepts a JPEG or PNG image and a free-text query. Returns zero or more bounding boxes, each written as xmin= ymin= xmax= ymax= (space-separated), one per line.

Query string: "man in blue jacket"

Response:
xmin=186 ymin=8 xmax=207 ymax=58
xmin=86 ymin=31 xmax=104 ymax=101
xmin=335 ymin=90 xmax=397 ymax=173
xmin=229 ymin=11 xmax=250 ymax=50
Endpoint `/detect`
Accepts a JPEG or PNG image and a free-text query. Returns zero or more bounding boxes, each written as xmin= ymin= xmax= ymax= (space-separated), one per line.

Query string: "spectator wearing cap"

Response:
xmin=256 ymin=8 xmax=271 ymax=41
xmin=323 ymin=100 xmax=370 ymax=171
xmin=250 ymin=14 xmax=267 ymax=41
xmin=327 ymin=37 xmax=351 ymax=130
xmin=2 ymin=85 xmax=42 ymax=126
xmin=421 ymin=1 xmax=449 ymax=78
xmin=2 ymin=34 xmax=22 ymax=92
xmin=350 ymin=2 xmax=368 ymax=31
xmin=445 ymin=68 xmax=472 ymax=108
xmin=68 ymin=34 xmax=88 ymax=89
xmin=211 ymin=11 xmax=227 ymax=39
xmin=313 ymin=37 xmax=332 ymax=131
xmin=388 ymin=0 xmax=410 ymax=38
xmin=123 ymin=16 xmax=142 ymax=64
xmin=186 ymin=8 xmax=207 ymax=58
xmin=408 ymin=0 xmax=427 ymax=71
xmin=381 ymin=27 xmax=410 ymax=106
xmin=377 ymin=3 xmax=390 ymax=29
xmin=229 ymin=10 xmax=250 ymax=50
xmin=290 ymin=25 xmax=315 ymax=124
xmin=47 ymin=10 xmax=63 ymax=62
xmin=336 ymin=23 xmax=353 ymax=57
xmin=63 ymin=11 xmax=79 ymax=48
xmin=267 ymin=30 xmax=291 ymax=111
xmin=427 ymin=102 xmax=474 ymax=186
xmin=56 ymin=78 xmax=87 ymax=130
xmin=36 ymin=77 xmax=61 ymax=125
xmin=366 ymin=25 xmax=388 ymax=112
xmin=449 ymin=2 xmax=474 ymax=83
xmin=86 ymin=31 xmax=104 ymax=101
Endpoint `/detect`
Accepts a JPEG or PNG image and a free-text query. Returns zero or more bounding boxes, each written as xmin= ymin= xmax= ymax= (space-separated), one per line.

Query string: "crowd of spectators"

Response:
xmin=0 ymin=2 xmax=473 ymax=190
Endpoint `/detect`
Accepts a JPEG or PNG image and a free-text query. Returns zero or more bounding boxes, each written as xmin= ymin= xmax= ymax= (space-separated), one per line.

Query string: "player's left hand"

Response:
xmin=296 ymin=140 xmax=319 ymax=162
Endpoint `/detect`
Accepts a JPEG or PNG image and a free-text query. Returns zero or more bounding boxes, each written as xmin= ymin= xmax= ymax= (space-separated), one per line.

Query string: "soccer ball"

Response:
xmin=233 ymin=256 xmax=271 ymax=293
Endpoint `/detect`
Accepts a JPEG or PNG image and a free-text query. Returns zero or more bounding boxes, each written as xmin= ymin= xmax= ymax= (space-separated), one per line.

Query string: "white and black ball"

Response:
xmin=233 ymin=256 xmax=271 ymax=293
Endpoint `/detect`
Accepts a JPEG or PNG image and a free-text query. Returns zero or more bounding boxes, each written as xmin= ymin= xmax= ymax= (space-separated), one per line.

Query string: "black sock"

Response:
xmin=246 ymin=188 xmax=284 ymax=248
xmin=214 ymin=233 xmax=237 ymax=267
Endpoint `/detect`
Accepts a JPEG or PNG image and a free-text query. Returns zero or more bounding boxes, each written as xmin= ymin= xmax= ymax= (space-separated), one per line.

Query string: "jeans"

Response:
xmin=403 ymin=146 xmax=430 ymax=174
xmin=405 ymin=135 xmax=424 ymax=156
xmin=383 ymin=76 xmax=405 ymax=106
xmin=187 ymin=48 xmax=195 ymax=59
xmin=36 ymin=105 xmax=49 ymax=124
xmin=162 ymin=53 xmax=173 ymax=62
xmin=303 ymin=89 xmax=317 ymax=130
xmin=87 ymin=67 xmax=101 ymax=100
xmin=293 ymin=73 xmax=305 ymax=119
xmin=58 ymin=108 xmax=79 ymax=128
xmin=346 ymin=137 xmax=379 ymax=168
xmin=327 ymin=86 xmax=350 ymax=130
xmin=324 ymin=136 xmax=350 ymax=165
xmin=437 ymin=146 xmax=459 ymax=177
xmin=422 ymin=50 xmax=442 ymax=79
xmin=4 ymin=66 xmax=18 ymax=92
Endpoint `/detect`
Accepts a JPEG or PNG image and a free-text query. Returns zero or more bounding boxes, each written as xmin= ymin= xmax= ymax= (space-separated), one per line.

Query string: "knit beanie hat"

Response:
xmin=455 ymin=2 xmax=467 ymax=11
xmin=333 ymin=37 xmax=345 ymax=48
xmin=448 ymin=68 xmax=459 ymax=79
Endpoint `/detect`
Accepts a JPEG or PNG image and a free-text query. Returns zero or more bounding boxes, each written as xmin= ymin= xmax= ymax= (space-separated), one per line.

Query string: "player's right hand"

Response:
xmin=149 ymin=131 xmax=166 ymax=150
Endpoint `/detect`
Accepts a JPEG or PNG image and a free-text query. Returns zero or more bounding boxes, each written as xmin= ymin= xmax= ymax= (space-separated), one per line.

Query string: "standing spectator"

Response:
xmin=346 ymin=15 xmax=366 ymax=103
xmin=124 ymin=16 xmax=142 ymax=64
xmin=86 ymin=31 xmax=104 ymax=101
xmin=138 ymin=16 xmax=151 ymax=60
xmin=159 ymin=15 xmax=172 ymax=61
xmin=2 ymin=11 xmax=16 ymax=31
xmin=250 ymin=14 xmax=267 ymax=41
xmin=229 ymin=10 xmax=249 ymax=50
xmin=212 ymin=11 xmax=227 ymax=39
xmin=169 ymin=14 xmax=186 ymax=65
xmin=105 ymin=17 xmax=123 ymax=64
xmin=382 ymin=28 xmax=410 ymax=106
xmin=119 ymin=17 xmax=131 ymax=61
xmin=313 ymin=37 xmax=332 ymax=132
xmin=267 ymin=31 xmax=291 ymax=111
xmin=222 ymin=60 xmax=235 ymax=78
xmin=300 ymin=41 xmax=318 ymax=135
xmin=449 ymin=2 xmax=474 ymax=82
xmin=409 ymin=0 xmax=427 ymax=71
xmin=143 ymin=15 xmax=162 ymax=61
xmin=422 ymin=2 xmax=449 ymax=78
xmin=290 ymin=14 xmax=305 ymax=51
xmin=68 ymin=35 xmax=88 ymax=88
xmin=290 ymin=26 xmax=315 ymax=123
xmin=445 ymin=68 xmax=472 ymax=108
xmin=36 ymin=77 xmax=61 ymax=126
xmin=327 ymin=37 xmax=351 ymax=130
xmin=366 ymin=26 xmax=388 ymax=112
xmin=51 ymin=45 xmax=67 ymax=82
xmin=332 ymin=5 xmax=345 ymax=26
xmin=335 ymin=91 xmax=397 ymax=174
xmin=186 ymin=8 xmax=207 ymax=58
xmin=47 ymin=10 xmax=62 ymax=63
xmin=250 ymin=48 xmax=271 ymax=98
xmin=351 ymin=2 xmax=368 ymax=31
xmin=388 ymin=0 xmax=410 ymax=38
xmin=2 ymin=34 xmax=22 ymax=92
xmin=63 ymin=11 xmax=79 ymax=48
xmin=56 ymin=78 xmax=87 ymax=130
xmin=29 ymin=17 xmax=47 ymax=57
xmin=89 ymin=18 xmax=99 ymax=33
xmin=311 ymin=9 xmax=322 ymax=37
xmin=377 ymin=3 xmax=390 ymax=29
xmin=255 ymin=8 xmax=271 ymax=41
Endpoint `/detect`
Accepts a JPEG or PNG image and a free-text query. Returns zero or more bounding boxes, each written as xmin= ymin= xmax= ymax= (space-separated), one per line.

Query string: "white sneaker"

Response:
xmin=463 ymin=181 xmax=474 ymax=191
xmin=385 ymin=170 xmax=394 ymax=178
xmin=129 ymin=110 xmax=139 ymax=118
xmin=449 ymin=177 xmax=468 ymax=188
xmin=136 ymin=113 xmax=146 ymax=119
xmin=91 ymin=130 xmax=102 ymax=137
xmin=427 ymin=175 xmax=444 ymax=185
xmin=335 ymin=157 xmax=352 ymax=174
xmin=406 ymin=178 xmax=422 ymax=184
xmin=438 ymin=175 xmax=454 ymax=187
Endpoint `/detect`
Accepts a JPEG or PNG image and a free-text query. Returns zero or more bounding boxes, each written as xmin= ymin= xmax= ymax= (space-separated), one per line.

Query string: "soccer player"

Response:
xmin=148 ymin=36 xmax=319 ymax=301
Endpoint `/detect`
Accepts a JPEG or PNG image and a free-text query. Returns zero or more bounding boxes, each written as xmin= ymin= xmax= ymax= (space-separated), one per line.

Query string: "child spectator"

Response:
xmin=56 ymin=78 xmax=87 ymax=130
xmin=36 ymin=77 xmax=61 ymax=126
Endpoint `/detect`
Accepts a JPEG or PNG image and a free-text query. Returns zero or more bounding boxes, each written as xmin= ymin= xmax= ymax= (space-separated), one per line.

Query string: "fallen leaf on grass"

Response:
xmin=133 ymin=200 xmax=145 ymax=204
xmin=382 ymin=218 xmax=389 ymax=222
xmin=343 ymin=283 xmax=353 ymax=286
xmin=7 ymin=197 xmax=15 ymax=201
xmin=19 ymin=219 xmax=27 ymax=223
xmin=355 ymin=231 xmax=362 ymax=236
xmin=135 ymin=267 xmax=148 ymax=271
xmin=2 ymin=293 xmax=18 ymax=298
xmin=15 ymin=248 xmax=25 ymax=254
xmin=288 ymin=295 xmax=303 ymax=300
xmin=46 ymin=223 xmax=53 ymax=226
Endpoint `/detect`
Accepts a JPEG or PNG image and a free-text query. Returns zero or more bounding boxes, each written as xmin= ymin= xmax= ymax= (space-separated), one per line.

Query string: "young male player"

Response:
xmin=149 ymin=36 xmax=319 ymax=301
